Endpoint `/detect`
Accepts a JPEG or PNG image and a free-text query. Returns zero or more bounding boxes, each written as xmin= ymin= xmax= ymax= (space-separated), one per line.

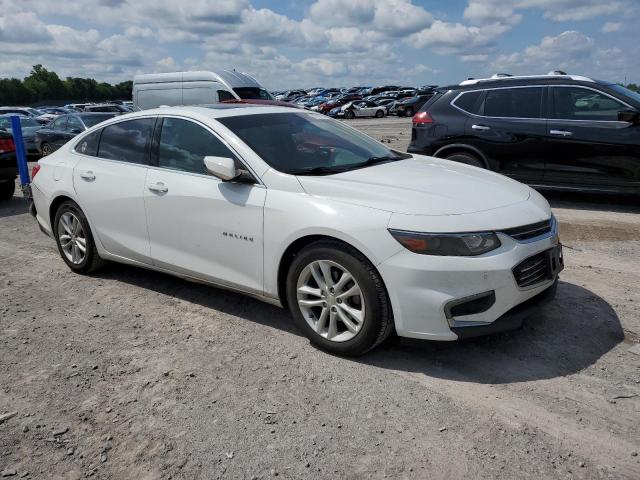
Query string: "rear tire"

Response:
xmin=286 ymin=240 xmax=394 ymax=356
xmin=53 ymin=200 xmax=105 ymax=274
xmin=404 ymin=107 xmax=414 ymax=117
xmin=445 ymin=152 xmax=485 ymax=168
xmin=0 ymin=180 xmax=15 ymax=201
xmin=375 ymin=110 xmax=384 ymax=118
xmin=40 ymin=142 xmax=53 ymax=156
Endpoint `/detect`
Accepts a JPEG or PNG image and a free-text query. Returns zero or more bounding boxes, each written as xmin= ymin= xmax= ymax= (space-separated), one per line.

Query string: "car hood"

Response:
xmin=296 ymin=155 xmax=532 ymax=216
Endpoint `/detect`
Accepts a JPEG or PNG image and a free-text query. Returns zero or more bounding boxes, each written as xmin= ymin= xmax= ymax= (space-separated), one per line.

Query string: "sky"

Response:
xmin=0 ymin=0 xmax=638 ymax=89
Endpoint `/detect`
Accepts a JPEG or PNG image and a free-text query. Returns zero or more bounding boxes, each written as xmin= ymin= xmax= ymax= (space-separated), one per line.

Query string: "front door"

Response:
xmin=544 ymin=86 xmax=640 ymax=189
xmin=143 ymin=117 xmax=266 ymax=293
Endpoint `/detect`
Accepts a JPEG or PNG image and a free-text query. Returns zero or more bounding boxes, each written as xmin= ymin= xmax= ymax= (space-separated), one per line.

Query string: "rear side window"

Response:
xmin=551 ymin=87 xmax=626 ymax=121
xmin=158 ymin=118 xmax=236 ymax=175
xmin=76 ymin=130 xmax=101 ymax=157
xmin=483 ymin=87 xmax=542 ymax=118
xmin=452 ymin=91 xmax=483 ymax=114
xmin=97 ymin=118 xmax=154 ymax=164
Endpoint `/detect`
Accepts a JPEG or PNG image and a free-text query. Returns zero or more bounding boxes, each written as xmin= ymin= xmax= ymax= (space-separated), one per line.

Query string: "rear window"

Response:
xmin=483 ymin=87 xmax=542 ymax=118
xmin=233 ymin=87 xmax=273 ymax=100
xmin=452 ymin=91 xmax=483 ymax=114
xmin=76 ymin=130 xmax=101 ymax=157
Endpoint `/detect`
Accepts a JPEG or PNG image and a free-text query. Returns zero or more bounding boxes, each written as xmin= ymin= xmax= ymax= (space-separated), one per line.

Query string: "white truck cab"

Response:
xmin=132 ymin=70 xmax=272 ymax=110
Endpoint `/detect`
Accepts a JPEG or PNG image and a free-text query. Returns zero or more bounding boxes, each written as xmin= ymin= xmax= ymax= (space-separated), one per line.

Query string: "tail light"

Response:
xmin=31 ymin=164 xmax=41 ymax=179
xmin=412 ymin=111 xmax=434 ymax=125
xmin=0 ymin=137 xmax=15 ymax=154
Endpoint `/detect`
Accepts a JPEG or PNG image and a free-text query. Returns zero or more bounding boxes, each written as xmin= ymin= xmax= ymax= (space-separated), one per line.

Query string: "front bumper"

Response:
xmin=451 ymin=279 xmax=557 ymax=339
xmin=378 ymin=226 xmax=561 ymax=341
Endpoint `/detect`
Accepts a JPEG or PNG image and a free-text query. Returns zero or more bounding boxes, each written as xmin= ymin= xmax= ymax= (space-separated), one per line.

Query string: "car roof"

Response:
xmin=439 ymin=75 xmax=614 ymax=92
xmin=113 ymin=105 xmax=311 ymax=121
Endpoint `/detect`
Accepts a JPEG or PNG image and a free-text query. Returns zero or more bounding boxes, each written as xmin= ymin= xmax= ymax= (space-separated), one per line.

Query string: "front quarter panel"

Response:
xmin=262 ymin=185 xmax=402 ymax=300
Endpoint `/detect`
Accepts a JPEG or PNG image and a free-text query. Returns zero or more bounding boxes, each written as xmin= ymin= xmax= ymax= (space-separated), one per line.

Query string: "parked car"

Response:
xmin=133 ymin=70 xmax=272 ymax=110
xmin=0 ymin=129 xmax=16 ymax=200
xmin=391 ymin=93 xmax=434 ymax=117
xmin=373 ymin=98 xmax=397 ymax=114
xmin=83 ymin=104 xmax=130 ymax=113
xmin=408 ymin=73 xmax=640 ymax=194
xmin=35 ymin=113 xmax=117 ymax=156
xmin=0 ymin=107 xmax=47 ymax=123
xmin=332 ymin=100 xmax=386 ymax=119
xmin=0 ymin=115 xmax=43 ymax=157
xmin=31 ymin=105 xmax=562 ymax=355
xmin=275 ymin=90 xmax=307 ymax=102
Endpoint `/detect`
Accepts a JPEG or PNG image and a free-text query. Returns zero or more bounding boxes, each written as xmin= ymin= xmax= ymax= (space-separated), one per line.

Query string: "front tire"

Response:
xmin=344 ymin=110 xmax=355 ymax=119
xmin=40 ymin=142 xmax=53 ymax=156
xmin=0 ymin=180 xmax=15 ymax=200
xmin=53 ymin=201 xmax=105 ymax=273
xmin=286 ymin=240 xmax=394 ymax=356
xmin=445 ymin=152 xmax=485 ymax=168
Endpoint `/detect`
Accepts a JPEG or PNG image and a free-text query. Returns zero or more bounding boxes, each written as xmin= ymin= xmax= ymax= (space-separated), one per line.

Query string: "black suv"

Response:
xmin=408 ymin=74 xmax=640 ymax=194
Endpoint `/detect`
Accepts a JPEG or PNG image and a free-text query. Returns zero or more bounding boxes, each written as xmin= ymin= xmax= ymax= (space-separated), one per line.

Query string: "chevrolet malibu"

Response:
xmin=30 ymin=105 xmax=563 ymax=356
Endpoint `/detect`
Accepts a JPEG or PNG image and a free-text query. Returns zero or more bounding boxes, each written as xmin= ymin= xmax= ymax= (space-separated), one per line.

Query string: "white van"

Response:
xmin=132 ymin=70 xmax=272 ymax=110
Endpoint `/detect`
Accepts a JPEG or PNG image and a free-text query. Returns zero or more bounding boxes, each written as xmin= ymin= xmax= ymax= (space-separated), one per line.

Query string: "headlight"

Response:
xmin=388 ymin=229 xmax=501 ymax=256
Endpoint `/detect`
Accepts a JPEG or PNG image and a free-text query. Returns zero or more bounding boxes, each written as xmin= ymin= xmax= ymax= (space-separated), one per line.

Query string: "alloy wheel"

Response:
xmin=296 ymin=260 xmax=365 ymax=342
xmin=58 ymin=212 xmax=87 ymax=264
xmin=41 ymin=143 xmax=52 ymax=156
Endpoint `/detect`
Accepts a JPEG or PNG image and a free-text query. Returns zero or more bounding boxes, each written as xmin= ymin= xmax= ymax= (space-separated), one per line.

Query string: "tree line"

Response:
xmin=0 ymin=65 xmax=132 ymax=106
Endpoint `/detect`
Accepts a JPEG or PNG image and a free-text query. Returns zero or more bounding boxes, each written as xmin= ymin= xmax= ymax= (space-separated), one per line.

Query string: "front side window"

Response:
xmin=552 ymin=87 xmax=626 ymax=121
xmin=233 ymin=87 xmax=273 ymax=100
xmin=217 ymin=90 xmax=236 ymax=102
xmin=97 ymin=118 xmax=154 ymax=164
xmin=218 ymin=112 xmax=409 ymax=175
xmin=158 ymin=118 xmax=236 ymax=175
xmin=483 ymin=87 xmax=542 ymax=118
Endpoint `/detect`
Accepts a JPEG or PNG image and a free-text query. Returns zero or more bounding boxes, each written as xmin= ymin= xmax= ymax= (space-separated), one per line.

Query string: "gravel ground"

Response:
xmin=1 ymin=117 xmax=639 ymax=480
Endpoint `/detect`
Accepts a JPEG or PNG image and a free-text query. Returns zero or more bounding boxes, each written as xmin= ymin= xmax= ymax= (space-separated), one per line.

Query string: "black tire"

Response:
xmin=41 ymin=142 xmax=53 ymax=156
xmin=0 ymin=180 xmax=16 ymax=201
xmin=375 ymin=109 xmax=384 ymax=118
xmin=53 ymin=200 xmax=105 ymax=274
xmin=445 ymin=152 xmax=485 ymax=168
xmin=404 ymin=107 xmax=414 ymax=117
xmin=286 ymin=240 xmax=394 ymax=356
xmin=344 ymin=110 xmax=355 ymax=119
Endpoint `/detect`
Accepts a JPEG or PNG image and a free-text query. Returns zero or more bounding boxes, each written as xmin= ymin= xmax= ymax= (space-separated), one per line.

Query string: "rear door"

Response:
xmin=73 ymin=117 xmax=155 ymax=264
xmin=144 ymin=116 xmax=265 ymax=293
xmin=544 ymin=86 xmax=640 ymax=189
xmin=462 ymin=86 xmax=548 ymax=182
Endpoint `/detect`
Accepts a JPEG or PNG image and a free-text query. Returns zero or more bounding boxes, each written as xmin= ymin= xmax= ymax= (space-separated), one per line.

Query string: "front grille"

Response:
xmin=502 ymin=218 xmax=552 ymax=242
xmin=512 ymin=250 xmax=552 ymax=288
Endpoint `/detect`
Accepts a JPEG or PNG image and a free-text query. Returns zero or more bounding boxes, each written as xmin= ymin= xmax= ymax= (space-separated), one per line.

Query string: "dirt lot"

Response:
xmin=1 ymin=117 xmax=639 ymax=480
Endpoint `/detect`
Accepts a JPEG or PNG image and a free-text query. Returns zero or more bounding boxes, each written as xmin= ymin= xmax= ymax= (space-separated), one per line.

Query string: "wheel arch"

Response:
xmin=49 ymin=194 xmax=76 ymax=230
xmin=433 ymin=144 xmax=490 ymax=169
xmin=276 ymin=234 xmax=388 ymax=311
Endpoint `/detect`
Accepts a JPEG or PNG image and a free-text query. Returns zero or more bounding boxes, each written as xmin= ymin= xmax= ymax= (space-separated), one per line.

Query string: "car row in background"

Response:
xmin=272 ymin=85 xmax=438 ymax=118
xmin=34 ymin=113 xmax=118 ymax=156
xmin=0 ymin=102 xmax=132 ymax=126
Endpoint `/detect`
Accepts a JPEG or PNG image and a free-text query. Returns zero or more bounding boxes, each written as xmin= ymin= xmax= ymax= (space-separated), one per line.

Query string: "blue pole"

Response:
xmin=10 ymin=115 xmax=30 ymax=186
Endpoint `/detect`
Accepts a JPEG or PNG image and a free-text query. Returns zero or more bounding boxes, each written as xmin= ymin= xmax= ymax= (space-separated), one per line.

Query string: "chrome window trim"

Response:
xmin=450 ymin=84 xmax=635 ymax=123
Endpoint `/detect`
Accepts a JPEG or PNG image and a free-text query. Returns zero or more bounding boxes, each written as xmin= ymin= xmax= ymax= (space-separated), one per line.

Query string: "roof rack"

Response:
xmin=459 ymin=72 xmax=594 ymax=86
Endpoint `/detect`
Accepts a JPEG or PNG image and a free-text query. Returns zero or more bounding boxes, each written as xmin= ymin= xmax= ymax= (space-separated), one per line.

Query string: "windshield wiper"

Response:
xmin=288 ymin=166 xmax=353 ymax=176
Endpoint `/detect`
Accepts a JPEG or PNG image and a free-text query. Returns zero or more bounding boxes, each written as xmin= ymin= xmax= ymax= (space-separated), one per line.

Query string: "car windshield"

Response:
xmin=233 ymin=87 xmax=273 ymax=100
xmin=20 ymin=117 xmax=40 ymax=127
xmin=81 ymin=114 xmax=116 ymax=127
xmin=609 ymin=84 xmax=640 ymax=105
xmin=218 ymin=112 xmax=410 ymax=175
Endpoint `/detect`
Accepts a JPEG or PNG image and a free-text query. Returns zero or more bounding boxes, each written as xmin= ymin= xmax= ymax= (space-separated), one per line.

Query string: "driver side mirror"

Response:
xmin=204 ymin=156 xmax=256 ymax=183
xmin=618 ymin=109 xmax=640 ymax=124
xmin=70 ymin=128 xmax=83 ymax=134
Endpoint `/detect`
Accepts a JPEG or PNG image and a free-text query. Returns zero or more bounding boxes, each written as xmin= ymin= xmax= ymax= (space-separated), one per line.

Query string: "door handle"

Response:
xmin=148 ymin=182 xmax=168 ymax=194
xmin=549 ymin=129 xmax=573 ymax=137
xmin=471 ymin=124 xmax=491 ymax=131
xmin=79 ymin=170 xmax=95 ymax=181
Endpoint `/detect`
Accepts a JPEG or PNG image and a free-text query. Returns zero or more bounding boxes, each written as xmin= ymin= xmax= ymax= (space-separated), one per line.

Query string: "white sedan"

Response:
xmin=335 ymin=101 xmax=386 ymax=119
xmin=30 ymin=106 xmax=562 ymax=356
